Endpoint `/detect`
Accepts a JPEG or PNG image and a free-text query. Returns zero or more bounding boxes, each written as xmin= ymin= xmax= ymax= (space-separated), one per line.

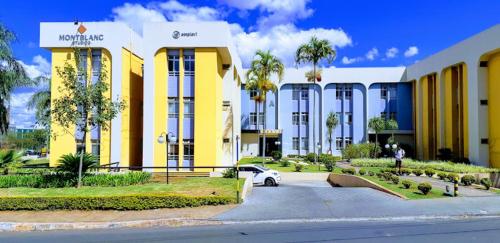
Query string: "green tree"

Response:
xmin=0 ymin=24 xmax=30 ymax=134
xmin=368 ymin=116 xmax=386 ymax=157
xmin=51 ymin=48 xmax=125 ymax=188
xmin=385 ymin=118 xmax=399 ymax=144
xmin=245 ymin=50 xmax=284 ymax=164
xmin=295 ymin=36 xmax=336 ymax=166
xmin=325 ymin=111 xmax=339 ymax=154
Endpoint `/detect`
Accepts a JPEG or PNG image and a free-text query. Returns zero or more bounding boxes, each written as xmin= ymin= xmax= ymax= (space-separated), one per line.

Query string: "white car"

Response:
xmin=238 ymin=164 xmax=281 ymax=186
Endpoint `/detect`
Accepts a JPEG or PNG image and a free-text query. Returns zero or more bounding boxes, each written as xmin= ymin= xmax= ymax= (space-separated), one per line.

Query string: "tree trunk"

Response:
xmin=77 ymin=114 xmax=87 ymax=189
xmin=329 ymin=131 xmax=332 ymax=154
xmin=262 ymin=97 xmax=267 ymax=165
xmin=313 ymin=65 xmax=318 ymax=171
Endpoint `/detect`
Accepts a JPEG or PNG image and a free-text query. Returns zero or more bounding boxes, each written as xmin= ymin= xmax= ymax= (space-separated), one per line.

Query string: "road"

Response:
xmin=2 ymin=217 xmax=500 ymax=242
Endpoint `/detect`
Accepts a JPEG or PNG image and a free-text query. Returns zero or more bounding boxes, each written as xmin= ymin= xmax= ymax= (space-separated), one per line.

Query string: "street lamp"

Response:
xmin=317 ymin=142 xmax=322 ymax=171
xmin=385 ymin=144 xmax=390 ymax=149
xmin=158 ymin=132 xmax=177 ymax=184
xmin=392 ymin=144 xmax=398 ymax=150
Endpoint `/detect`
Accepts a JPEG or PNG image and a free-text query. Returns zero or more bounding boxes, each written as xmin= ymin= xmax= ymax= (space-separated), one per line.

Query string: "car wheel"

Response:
xmin=264 ymin=178 xmax=275 ymax=186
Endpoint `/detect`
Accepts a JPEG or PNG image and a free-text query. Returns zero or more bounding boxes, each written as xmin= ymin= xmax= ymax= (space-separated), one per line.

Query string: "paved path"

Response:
xmin=402 ymin=175 xmax=496 ymax=197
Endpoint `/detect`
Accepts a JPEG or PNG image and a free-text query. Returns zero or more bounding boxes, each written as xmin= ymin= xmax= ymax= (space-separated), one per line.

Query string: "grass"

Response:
xmin=0 ymin=177 xmax=243 ymax=198
xmin=351 ymin=158 xmax=498 ymax=173
xmin=239 ymin=157 xmax=331 ymax=173
xmin=24 ymin=158 xmax=49 ymax=167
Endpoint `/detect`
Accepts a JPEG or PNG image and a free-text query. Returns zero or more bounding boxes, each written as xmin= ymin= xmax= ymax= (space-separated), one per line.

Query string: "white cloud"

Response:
xmin=18 ymin=55 xmax=50 ymax=79
xmin=404 ymin=46 xmax=419 ymax=57
xmin=385 ymin=47 xmax=398 ymax=59
xmin=159 ymin=0 xmax=222 ymax=22
xmin=9 ymin=91 xmax=36 ymax=129
xmin=218 ymin=0 xmax=313 ymax=29
xmin=111 ymin=3 xmax=167 ymax=34
xmin=365 ymin=47 xmax=379 ymax=61
xmin=342 ymin=56 xmax=363 ymax=65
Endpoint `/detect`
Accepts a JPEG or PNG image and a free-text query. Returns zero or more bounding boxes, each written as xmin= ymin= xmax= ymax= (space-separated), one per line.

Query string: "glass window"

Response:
xmin=346 ymin=112 xmax=353 ymax=125
xmin=91 ymin=142 xmax=100 ymax=159
xmin=292 ymin=112 xmax=300 ymax=125
xmin=336 ymin=137 xmax=343 ymax=150
xmin=390 ymin=112 xmax=397 ymax=120
xmin=91 ymin=49 xmax=101 ymax=81
xmin=336 ymin=87 xmax=343 ymax=100
xmin=381 ymin=85 xmax=388 ymax=99
xmin=259 ymin=112 xmax=264 ymax=125
xmin=292 ymin=86 xmax=300 ymax=100
xmin=345 ymin=86 xmax=352 ymax=100
xmin=168 ymin=50 xmax=180 ymax=76
xmin=168 ymin=142 xmax=179 ymax=161
xmin=345 ymin=137 xmax=352 ymax=146
xmin=301 ymin=86 xmax=308 ymax=100
xmin=183 ymin=50 xmax=194 ymax=76
xmin=168 ymin=98 xmax=179 ymax=118
xmin=292 ymin=137 xmax=299 ymax=150
xmin=249 ymin=90 xmax=258 ymax=99
xmin=301 ymin=112 xmax=308 ymax=125
xmin=184 ymin=98 xmax=194 ymax=118
xmin=336 ymin=112 xmax=343 ymax=123
xmin=183 ymin=139 xmax=194 ymax=161
xmin=250 ymin=112 xmax=257 ymax=126
xmin=301 ymin=137 xmax=309 ymax=150
xmin=76 ymin=142 xmax=85 ymax=154
xmin=78 ymin=49 xmax=87 ymax=85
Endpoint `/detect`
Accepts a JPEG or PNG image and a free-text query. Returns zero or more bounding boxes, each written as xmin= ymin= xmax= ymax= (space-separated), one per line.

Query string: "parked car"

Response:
xmin=238 ymin=164 xmax=281 ymax=186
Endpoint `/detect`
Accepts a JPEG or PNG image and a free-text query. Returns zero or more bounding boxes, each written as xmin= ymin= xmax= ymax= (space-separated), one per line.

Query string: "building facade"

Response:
xmin=41 ymin=22 xmax=500 ymax=168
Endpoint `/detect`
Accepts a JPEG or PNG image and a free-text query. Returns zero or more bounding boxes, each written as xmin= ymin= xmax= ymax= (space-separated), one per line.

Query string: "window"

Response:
xmin=91 ymin=49 xmax=101 ymax=82
xmin=336 ymin=87 xmax=343 ymax=100
xmin=184 ymin=98 xmax=194 ymax=118
xmin=301 ymin=112 xmax=308 ymax=125
xmin=292 ymin=86 xmax=300 ymax=100
xmin=76 ymin=142 xmax=85 ymax=154
xmin=168 ymin=50 xmax=180 ymax=76
xmin=390 ymin=112 xmax=397 ymax=120
xmin=91 ymin=142 xmax=100 ymax=160
xmin=184 ymin=50 xmax=194 ymax=76
xmin=250 ymin=112 xmax=257 ymax=125
xmin=249 ymin=89 xmax=258 ymax=99
xmin=168 ymin=142 xmax=179 ymax=161
xmin=381 ymin=85 xmax=388 ymax=99
xmin=346 ymin=112 xmax=353 ymax=125
xmin=345 ymin=86 xmax=353 ymax=100
xmin=183 ymin=139 xmax=194 ymax=161
xmin=78 ymin=50 xmax=87 ymax=85
xmin=336 ymin=112 xmax=342 ymax=123
xmin=168 ymin=98 xmax=179 ymax=118
xmin=336 ymin=137 xmax=343 ymax=150
xmin=301 ymin=86 xmax=309 ymax=100
xmin=301 ymin=137 xmax=309 ymax=150
xmin=259 ymin=112 xmax=264 ymax=125
xmin=292 ymin=137 xmax=299 ymax=150
xmin=292 ymin=112 xmax=300 ymax=125
xmin=380 ymin=112 xmax=387 ymax=119
xmin=345 ymin=137 xmax=352 ymax=146
xmin=389 ymin=84 xmax=397 ymax=99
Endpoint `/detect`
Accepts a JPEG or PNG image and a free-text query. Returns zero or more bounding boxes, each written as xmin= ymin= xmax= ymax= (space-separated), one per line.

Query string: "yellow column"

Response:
xmin=120 ymin=49 xmax=131 ymax=167
xmin=489 ymin=53 xmax=500 ymax=168
xmin=462 ymin=64 xmax=469 ymax=158
xmin=178 ymin=49 xmax=185 ymax=168
xmin=444 ymin=68 xmax=453 ymax=150
xmin=153 ymin=48 xmax=167 ymax=170
xmin=421 ymin=76 xmax=429 ymax=160
xmin=100 ymin=49 xmax=112 ymax=164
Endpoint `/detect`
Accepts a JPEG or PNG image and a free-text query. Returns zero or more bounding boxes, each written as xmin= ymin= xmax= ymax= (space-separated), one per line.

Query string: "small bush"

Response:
xmin=402 ymin=179 xmax=413 ymax=189
xmin=294 ymin=163 xmax=304 ymax=172
xmin=424 ymin=169 xmax=435 ymax=177
xmin=342 ymin=143 xmax=381 ymax=159
xmin=417 ymin=182 xmax=432 ymax=195
xmin=460 ymin=175 xmax=476 ymax=186
xmin=389 ymin=168 xmax=398 ymax=175
xmin=413 ymin=169 xmax=423 ymax=177
xmin=358 ymin=168 xmax=366 ymax=176
xmin=391 ymin=175 xmax=400 ymax=184
xmin=447 ymin=173 xmax=459 ymax=182
xmin=376 ymin=172 xmax=383 ymax=178
xmin=324 ymin=161 xmax=335 ymax=172
xmin=480 ymin=178 xmax=492 ymax=190
xmin=381 ymin=172 xmax=393 ymax=181
xmin=222 ymin=168 xmax=236 ymax=178
xmin=306 ymin=153 xmax=316 ymax=163
xmin=57 ymin=153 xmax=98 ymax=176
xmin=279 ymin=160 xmax=290 ymax=167
xmin=341 ymin=168 xmax=356 ymax=175
xmin=401 ymin=168 xmax=411 ymax=176
xmin=437 ymin=172 xmax=447 ymax=180
xmin=271 ymin=151 xmax=282 ymax=161
xmin=368 ymin=171 xmax=375 ymax=176
xmin=82 ymin=172 xmax=152 ymax=187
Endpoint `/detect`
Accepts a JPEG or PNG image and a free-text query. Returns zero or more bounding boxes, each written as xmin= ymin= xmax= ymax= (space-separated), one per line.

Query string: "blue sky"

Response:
xmin=1 ymin=0 xmax=499 ymax=128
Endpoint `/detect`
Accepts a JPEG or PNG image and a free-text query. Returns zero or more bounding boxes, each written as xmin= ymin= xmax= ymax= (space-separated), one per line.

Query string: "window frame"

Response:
xmin=168 ymin=97 xmax=179 ymax=118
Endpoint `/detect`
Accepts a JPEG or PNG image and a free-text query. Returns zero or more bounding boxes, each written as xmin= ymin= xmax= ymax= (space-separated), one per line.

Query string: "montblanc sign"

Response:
xmin=58 ymin=24 xmax=104 ymax=46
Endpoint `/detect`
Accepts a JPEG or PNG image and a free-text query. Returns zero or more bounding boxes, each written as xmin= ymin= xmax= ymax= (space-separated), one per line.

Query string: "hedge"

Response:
xmin=351 ymin=158 xmax=498 ymax=173
xmin=0 ymin=194 xmax=236 ymax=211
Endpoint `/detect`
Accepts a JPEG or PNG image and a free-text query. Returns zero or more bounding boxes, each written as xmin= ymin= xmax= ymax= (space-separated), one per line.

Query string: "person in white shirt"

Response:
xmin=395 ymin=147 xmax=405 ymax=174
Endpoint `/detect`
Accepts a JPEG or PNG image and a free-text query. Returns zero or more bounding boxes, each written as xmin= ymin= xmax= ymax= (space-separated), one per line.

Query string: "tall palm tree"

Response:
xmin=27 ymin=77 xmax=51 ymax=128
xmin=295 ymin=36 xmax=336 ymax=167
xmin=326 ymin=112 xmax=339 ymax=154
xmin=0 ymin=24 xmax=29 ymax=134
xmin=368 ymin=116 xmax=386 ymax=157
xmin=245 ymin=50 xmax=284 ymax=164
xmin=385 ymin=118 xmax=399 ymax=144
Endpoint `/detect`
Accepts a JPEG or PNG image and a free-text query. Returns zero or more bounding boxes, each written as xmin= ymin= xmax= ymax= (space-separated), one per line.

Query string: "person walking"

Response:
xmin=395 ymin=147 xmax=405 ymax=174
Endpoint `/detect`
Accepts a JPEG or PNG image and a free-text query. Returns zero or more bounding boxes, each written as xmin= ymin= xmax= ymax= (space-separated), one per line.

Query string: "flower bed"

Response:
xmin=351 ymin=158 xmax=498 ymax=173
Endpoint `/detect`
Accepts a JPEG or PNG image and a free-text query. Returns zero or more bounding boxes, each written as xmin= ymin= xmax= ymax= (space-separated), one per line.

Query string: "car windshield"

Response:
xmin=254 ymin=165 xmax=269 ymax=171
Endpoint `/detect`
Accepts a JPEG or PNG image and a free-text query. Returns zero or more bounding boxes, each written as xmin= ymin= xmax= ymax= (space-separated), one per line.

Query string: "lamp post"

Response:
xmin=158 ymin=132 xmax=176 ymax=184
xmin=317 ymin=143 xmax=322 ymax=171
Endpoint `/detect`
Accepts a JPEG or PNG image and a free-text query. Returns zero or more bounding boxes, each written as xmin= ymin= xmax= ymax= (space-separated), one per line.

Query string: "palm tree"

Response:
xmin=385 ymin=118 xmax=399 ymax=144
xmin=27 ymin=77 xmax=51 ymax=128
xmin=0 ymin=24 xmax=30 ymax=134
xmin=326 ymin=112 xmax=339 ymax=154
xmin=295 ymin=36 xmax=336 ymax=166
xmin=0 ymin=149 xmax=29 ymax=174
xmin=368 ymin=116 xmax=386 ymax=157
xmin=245 ymin=50 xmax=284 ymax=165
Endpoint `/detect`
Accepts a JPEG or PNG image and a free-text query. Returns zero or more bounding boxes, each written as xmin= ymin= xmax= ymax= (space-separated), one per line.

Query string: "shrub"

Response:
xmin=324 ymin=161 xmax=335 ymax=172
xmin=358 ymin=168 xmax=366 ymax=176
xmin=437 ymin=172 xmax=447 ymax=180
xmin=424 ymin=169 xmax=435 ymax=177
xmin=402 ymin=179 xmax=413 ymax=189
xmin=57 ymin=153 xmax=98 ymax=176
xmin=381 ymin=172 xmax=393 ymax=181
xmin=401 ymin=168 xmax=411 ymax=176
xmin=306 ymin=153 xmax=316 ymax=163
xmin=350 ymin=158 xmax=498 ymax=173
xmin=82 ymin=172 xmax=151 ymax=187
xmin=376 ymin=172 xmax=383 ymax=178
xmin=342 ymin=143 xmax=381 ymax=159
xmin=0 ymin=194 xmax=235 ymax=211
xmin=280 ymin=160 xmax=290 ymax=167
xmin=417 ymin=182 xmax=432 ymax=195
xmin=294 ymin=163 xmax=304 ymax=172
xmin=460 ymin=175 xmax=476 ymax=186
xmin=391 ymin=175 xmax=400 ymax=184
xmin=389 ymin=168 xmax=398 ymax=175
xmin=480 ymin=178 xmax=492 ymax=190
xmin=368 ymin=171 xmax=375 ymax=176
xmin=413 ymin=169 xmax=423 ymax=177
xmin=447 ymin=173 xmax=459 ymax=182
xmin=341 ymin=168 xmax=355 ymax=175
xmin=222 ymin=168 xmax=236 ymax=178
xmin=271 ymin=151 xmax=282 ymax=161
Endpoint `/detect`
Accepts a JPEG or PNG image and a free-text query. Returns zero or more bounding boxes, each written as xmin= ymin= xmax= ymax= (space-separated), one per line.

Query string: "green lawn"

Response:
xmin=359 ymin=174 xmax=447 ymax=200
xmin=0 ymin=177 xmax=243 ymax=197
xmin=239 ymin=157 xmax=331 ymax=173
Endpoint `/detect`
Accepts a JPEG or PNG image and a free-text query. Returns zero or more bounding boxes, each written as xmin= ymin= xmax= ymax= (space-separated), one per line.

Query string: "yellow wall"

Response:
xmin=462 ymin=64 xmax=469 ymax=159
xmin=121 ymin=48 xmax=144 ymax=167
xmin=413 ymin=80 xmax=420 ymax=159
xmin=489 ymin=53 xmax=500 ymax=168
xmin=420 ymin=76 xmax=429 ymax=160
xmin=444 ymin=68 xmax=453 ymax=150
xmin=194 ymin=48 xmax=223 ymax=169
xmin=99 ymin=50 xmax=112 ymax=165
xmin=420 ymin=74 xmax=438 ymax=160
xmin=153 ymin=48 xmax=168 ymax=170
